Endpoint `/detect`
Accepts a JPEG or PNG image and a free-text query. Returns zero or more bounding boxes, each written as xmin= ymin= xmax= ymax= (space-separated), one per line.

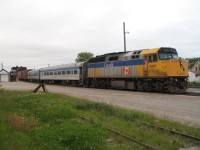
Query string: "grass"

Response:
xmin=0 ymin=89 xmax=200 ymax=150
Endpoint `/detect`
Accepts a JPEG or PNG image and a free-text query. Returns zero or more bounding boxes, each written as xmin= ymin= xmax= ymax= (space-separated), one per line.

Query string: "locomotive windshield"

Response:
xmin=158 ymin=48 xmax=178 ymax=60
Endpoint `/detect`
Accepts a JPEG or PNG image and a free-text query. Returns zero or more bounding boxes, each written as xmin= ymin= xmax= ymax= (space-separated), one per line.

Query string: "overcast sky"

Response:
xmin=0 ymin=0 xmax=200 ymax=71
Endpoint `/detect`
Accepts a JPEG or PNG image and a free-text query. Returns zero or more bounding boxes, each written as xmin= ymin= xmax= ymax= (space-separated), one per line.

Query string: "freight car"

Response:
xmin=17 ymin=69 xmax=32 ymax=81
xmin=27 ymin=47 xmax=188 ymax=93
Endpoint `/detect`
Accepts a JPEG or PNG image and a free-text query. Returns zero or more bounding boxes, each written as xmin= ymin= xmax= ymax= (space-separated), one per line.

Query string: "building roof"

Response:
xmin=0 ymin=69 xmax=9 ymax=74
xmin=191 ymin=60 xmax=200 ymax=70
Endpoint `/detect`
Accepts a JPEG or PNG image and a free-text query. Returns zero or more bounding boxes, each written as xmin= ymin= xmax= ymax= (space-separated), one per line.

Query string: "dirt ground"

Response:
xmin=1 ymin=81 xmax=200 ymax=127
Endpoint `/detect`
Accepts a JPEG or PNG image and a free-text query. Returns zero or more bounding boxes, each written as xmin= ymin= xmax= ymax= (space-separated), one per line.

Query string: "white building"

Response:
xmin=188 ymin=71 xmax=200 ymax=83
xmin=188 ymin=60 xmax=200 ymax=83
xmin=0 ymin=69 xmax=10 ymax=82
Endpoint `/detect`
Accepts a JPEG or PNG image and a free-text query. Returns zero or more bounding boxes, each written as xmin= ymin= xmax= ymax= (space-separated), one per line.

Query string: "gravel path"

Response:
xmin=1 ymin=81 xmax=200 ymax=126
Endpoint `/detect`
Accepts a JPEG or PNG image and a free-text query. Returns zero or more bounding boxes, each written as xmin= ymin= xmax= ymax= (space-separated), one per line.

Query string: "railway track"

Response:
xmin=79 ymin=115 xmax=159 ymax=150
xmin=184 ymin=92 xmax=200 ymax=96
xmin=78 ymin=115 xmax=200 ymax=150
xmin=113 ymin=89 xmax=200 ymax=97
xmin=139 ymin=121 xmax=200 ymax=141
xmin=111 ymin=113 xmax=200 ymax=141
xmin=82 ymin=85 xmax=200 ymax=96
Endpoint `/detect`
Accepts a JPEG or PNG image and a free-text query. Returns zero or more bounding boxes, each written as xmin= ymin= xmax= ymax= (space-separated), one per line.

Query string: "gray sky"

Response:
xmin=0 ymin=0 xmax=200 ymax=71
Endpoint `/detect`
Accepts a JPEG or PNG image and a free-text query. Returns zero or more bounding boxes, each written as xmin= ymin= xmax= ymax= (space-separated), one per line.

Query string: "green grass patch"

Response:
xmin=0 ymin=89 xmax=200 ymax=150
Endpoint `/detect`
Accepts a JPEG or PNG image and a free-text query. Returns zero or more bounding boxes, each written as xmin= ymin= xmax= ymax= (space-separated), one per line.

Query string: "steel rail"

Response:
xmin=111 ymin=113 xmax=200 ymax=142
xmin=140 ymin=121 xmax=200 ymax=141
xmin=78 ymin=115 xmax=159 ymax=150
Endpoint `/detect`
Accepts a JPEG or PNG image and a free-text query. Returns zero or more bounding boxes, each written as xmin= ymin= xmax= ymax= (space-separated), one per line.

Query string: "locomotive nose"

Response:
xmin=166 ymin=59 xmax=188 ymax=77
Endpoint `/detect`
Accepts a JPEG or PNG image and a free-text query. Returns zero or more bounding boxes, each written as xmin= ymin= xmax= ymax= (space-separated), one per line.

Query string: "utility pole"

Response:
xmin=123 ymin=22 xmax=129 ymax=52
xmin=1 ymin=62 xmax=3 ymax=69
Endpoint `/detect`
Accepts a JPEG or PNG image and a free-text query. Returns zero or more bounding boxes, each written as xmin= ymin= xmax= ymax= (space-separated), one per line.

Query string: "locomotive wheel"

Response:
xmin=152 ymin=82 xmax=163 ymax=92
xmin=168 ymin=86 xmax=179 ymax=94
xmin=137 ymin=81 xmax=143 ymax=91
xmin=142 ymin=83 xmax=151 ymax=92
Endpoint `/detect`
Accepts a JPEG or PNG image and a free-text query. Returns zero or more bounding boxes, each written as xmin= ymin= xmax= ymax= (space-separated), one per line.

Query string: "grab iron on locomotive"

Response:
xmin=18 ymin=47 xmax=189 ymax=93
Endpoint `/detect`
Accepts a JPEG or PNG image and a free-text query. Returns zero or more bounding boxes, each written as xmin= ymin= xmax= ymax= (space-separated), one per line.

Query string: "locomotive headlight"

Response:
xmin=180 ymin=62 xmax=183 ymax=68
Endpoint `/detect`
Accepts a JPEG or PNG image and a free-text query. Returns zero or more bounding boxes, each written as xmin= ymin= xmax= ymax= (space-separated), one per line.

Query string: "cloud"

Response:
xmin=0 ymin=0 xmax=200 ymax=71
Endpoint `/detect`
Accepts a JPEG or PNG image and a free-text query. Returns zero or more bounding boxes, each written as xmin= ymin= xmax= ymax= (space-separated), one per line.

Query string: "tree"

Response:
xmin=75 ymin=52 xmax=94 ymax=62
xmin=188 ymin=57 xmax=200 ymax=69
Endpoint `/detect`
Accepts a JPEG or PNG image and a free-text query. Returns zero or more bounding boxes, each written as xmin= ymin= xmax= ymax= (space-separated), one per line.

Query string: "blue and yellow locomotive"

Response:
xmin=82 ymin=47 xmax=188 ymax=93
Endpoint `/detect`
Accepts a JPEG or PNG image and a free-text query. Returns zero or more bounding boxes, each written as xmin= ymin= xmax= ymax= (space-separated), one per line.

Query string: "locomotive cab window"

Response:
xmin=153 ymin=54 xmax=158 ymax=61
xmin=158 ymin=48 xmax=178 ymax=60
xmin=148 ymin=54 xmax=158 ymax=62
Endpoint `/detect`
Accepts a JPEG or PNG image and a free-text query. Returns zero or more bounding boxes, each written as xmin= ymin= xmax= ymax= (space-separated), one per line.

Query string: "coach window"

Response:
xmin=67 ymin=70 xmax=70 ymax=74
xmin=58 ymin=71 xmax=61 ymax=75
xmin=54 ymin=72 xmax=58 ymax=75
xmin=74 ymin=70 xmax=78 ymax=74
xmin=50 ymin=72 xmax=53 ymax=75
xmin=62 ymin=71 xmax=65 ymax=75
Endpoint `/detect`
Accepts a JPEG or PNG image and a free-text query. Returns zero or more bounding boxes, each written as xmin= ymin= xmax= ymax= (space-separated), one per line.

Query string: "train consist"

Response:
xmin=18 ymin=47 xmax=189 ymax=93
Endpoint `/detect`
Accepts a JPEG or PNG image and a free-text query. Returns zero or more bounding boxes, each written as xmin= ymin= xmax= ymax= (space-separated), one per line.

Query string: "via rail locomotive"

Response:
xmin=20 ymin=47 xmax=188 ymax=93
